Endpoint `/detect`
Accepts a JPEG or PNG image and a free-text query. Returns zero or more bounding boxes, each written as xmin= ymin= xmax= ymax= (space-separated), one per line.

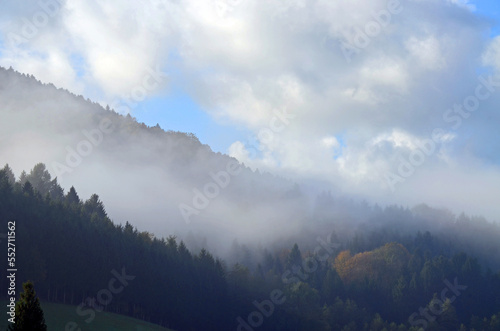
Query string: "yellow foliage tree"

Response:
xmin=334 ymin=243 xmax=410 ymax=291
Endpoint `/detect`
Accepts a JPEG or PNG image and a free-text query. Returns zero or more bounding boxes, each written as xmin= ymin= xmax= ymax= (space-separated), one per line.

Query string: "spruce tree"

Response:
xmin=7 ymin=281 xmax=47 ymax=331
xmin=2 ymin=164 xmax=16 ymax=186
xmin=286 ymin=243 xmax=303 ymax=269
xmin=65 ymin=186 xmax=80 ymax=205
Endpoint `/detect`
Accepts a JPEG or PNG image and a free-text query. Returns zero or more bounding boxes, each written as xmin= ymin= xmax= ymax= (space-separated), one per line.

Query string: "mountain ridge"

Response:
xmin=0 ymin=65 xmax=305 ymax=255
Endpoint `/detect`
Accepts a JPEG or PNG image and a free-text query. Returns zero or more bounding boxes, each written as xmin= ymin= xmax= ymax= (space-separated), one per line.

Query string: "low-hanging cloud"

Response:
xmin=1 ymin=0 xmax=500 ymax=223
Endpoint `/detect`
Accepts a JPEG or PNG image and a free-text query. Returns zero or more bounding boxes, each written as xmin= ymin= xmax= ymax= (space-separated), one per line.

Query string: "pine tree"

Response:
xmin=27 ymin=163 xmax=52 ymax=195
xmin=83 ymin=193 xmax=107 ymax=219
xmin=8 ymin=281 xmax=47 ymax=331
xmin=2 ymin=164 xmax=16 ymax=186
xmin=65 ymin=186 xmax=80 ymax=205
xmin=22 ymin=182 xmax=34 ymax=197
xmin=287 ymin=243 xmax=303 ymax=269
xmin=18 ymin=171 xmax=28 ymax=186
xmin=49 ymin=178 xmax=64 ymax=201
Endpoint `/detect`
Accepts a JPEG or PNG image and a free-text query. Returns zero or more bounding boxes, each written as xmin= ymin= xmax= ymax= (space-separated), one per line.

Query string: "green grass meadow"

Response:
xmin=1 ymin=300 xmax=174 ymax=331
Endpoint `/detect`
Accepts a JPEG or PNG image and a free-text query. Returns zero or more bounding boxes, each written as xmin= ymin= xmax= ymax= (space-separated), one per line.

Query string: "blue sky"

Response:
xmin=128 ymin=0 xmax=500 ymax=154
xmin=131 ymin=90 xmax=251 ymax=153
xmin=475 ymin=0 xmax=500 ymax=36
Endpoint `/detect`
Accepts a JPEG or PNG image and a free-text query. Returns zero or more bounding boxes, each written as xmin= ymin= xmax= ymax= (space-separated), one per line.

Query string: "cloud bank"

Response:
xmin=1 ymin=0 xmax=500 ymax=220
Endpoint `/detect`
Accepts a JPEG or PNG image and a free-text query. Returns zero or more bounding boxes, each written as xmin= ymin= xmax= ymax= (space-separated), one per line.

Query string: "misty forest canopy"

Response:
xmin=1 ymin=65 xmax=499 ymax=261
xmin=2 ymin=161 xmax=500 ymax=330
xmin=0 ymin=65 xmax=305 ymax=251
xmin=2 ymin=68 xmax=500 ymax=330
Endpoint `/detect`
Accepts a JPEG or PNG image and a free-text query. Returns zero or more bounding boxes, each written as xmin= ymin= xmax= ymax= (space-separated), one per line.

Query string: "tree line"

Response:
xmin=1 ymin=163 xmax=500 ymax=330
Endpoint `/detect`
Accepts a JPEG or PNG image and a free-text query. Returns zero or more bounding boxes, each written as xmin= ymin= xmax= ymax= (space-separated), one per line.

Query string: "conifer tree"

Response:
xmin=8 ymin=281 xmax=47 ymax=331
xmin=287 ymin=243 xmax=303 ymax=269
xmin=65 ymin=186 xmax=80 ymax=205
xmin=2 ymin=164 xmax=15 ymax=186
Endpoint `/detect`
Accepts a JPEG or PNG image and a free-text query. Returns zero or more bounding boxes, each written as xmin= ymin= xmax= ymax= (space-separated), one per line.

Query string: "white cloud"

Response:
xmin=322 ymin=136 xmax=340 ymax=149
xmin=447 ymin=0 xmax=476 ymax=11
xmin=483 ymin=36 xmax=500 ymax=71
xmin=1 ymin=0 xmax=499 ymax=219
xmin=405 ymin=35 xmax=447 ymax=70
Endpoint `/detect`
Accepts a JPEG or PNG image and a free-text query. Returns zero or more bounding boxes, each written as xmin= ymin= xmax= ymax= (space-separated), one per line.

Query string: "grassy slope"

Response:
xmin=1 ymin=301 xmax=174 ymax=331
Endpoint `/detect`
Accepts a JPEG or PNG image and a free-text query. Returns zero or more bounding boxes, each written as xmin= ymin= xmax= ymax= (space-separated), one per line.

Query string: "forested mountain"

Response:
xmin=0 ymin=65 xmax=305 ymax=256
xmin=2 ymin=65 xmax=500 ymax=270
xmin=1 ymin=164 xmax=500 ymax=330
xmin=3 ymin=0 xmax=500 ymax=326
xmin=2 ymin=66 xmax=500 ymax=330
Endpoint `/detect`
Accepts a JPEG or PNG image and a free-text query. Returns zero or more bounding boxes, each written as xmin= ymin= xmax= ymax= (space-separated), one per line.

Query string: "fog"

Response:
xmin=1 ymin=66 xmax=499 ymax=265
xmin=2 ymin=1 xmax=500 ymax=228
xmin=0 ymin=67 xmax=311 ymax=258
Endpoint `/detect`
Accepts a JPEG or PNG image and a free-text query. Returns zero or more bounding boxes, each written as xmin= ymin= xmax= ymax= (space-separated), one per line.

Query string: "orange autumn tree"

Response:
xmin=334 ymin=243 xmax=410 ymax=291
xmin=334 ymin=250 xmax=352 ymax=278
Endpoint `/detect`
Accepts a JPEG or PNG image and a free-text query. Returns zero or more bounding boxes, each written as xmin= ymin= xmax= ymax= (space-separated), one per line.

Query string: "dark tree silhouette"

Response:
xmin=65 ymin=186 xmax=80 ymax=205
xmin=286 ymin=243 xmax=303 ymax=269
xmin=2 ymin=164 xmax=15 ymax=185
xmin=8 ymin=281 xmax=47 ymax=331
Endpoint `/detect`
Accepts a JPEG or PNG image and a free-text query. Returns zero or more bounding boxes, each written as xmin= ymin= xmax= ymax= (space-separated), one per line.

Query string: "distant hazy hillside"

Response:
xmin=0 ymin=66 xmax=304 ymax=254
xmin=3 ymin=66 xmax=500 ymax=269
